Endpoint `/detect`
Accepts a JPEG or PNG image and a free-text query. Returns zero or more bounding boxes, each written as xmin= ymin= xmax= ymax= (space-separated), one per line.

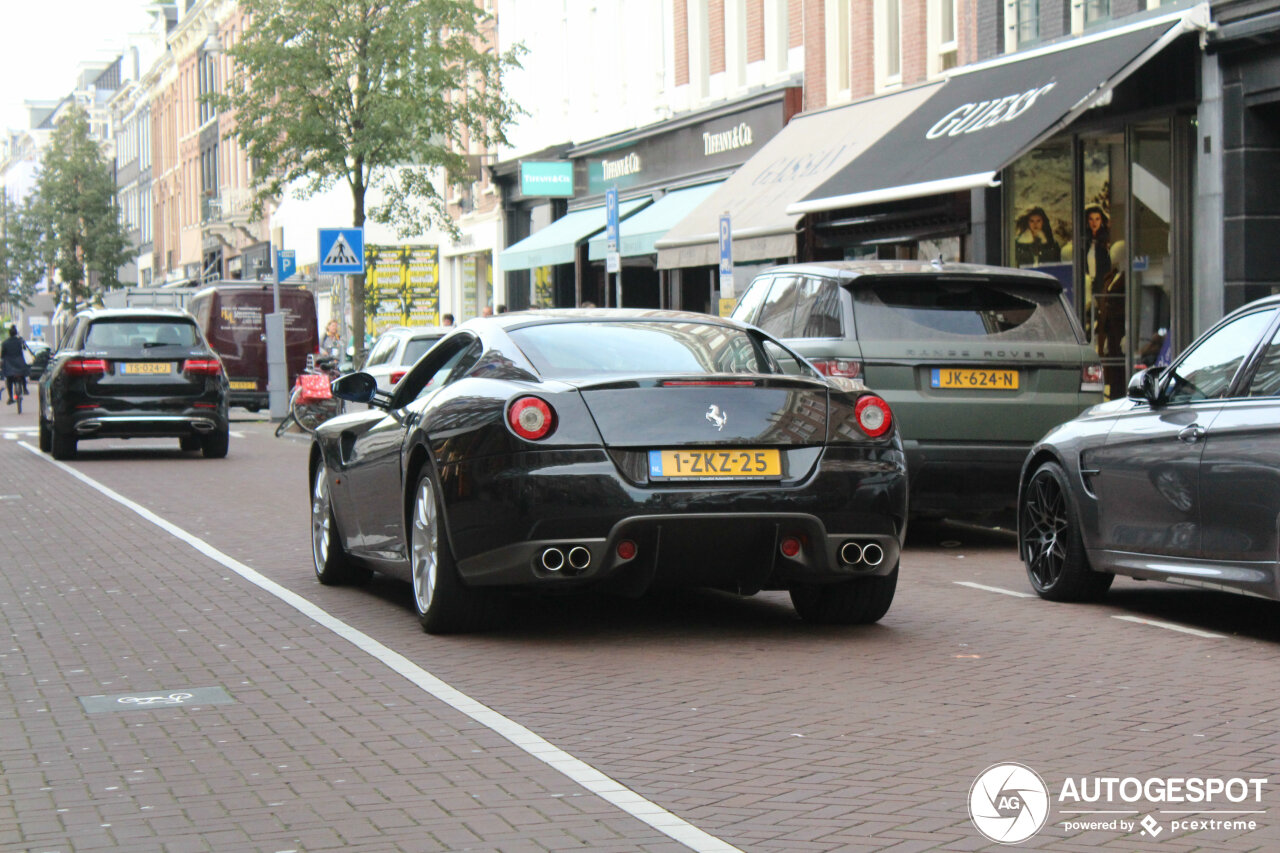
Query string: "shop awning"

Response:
xmin=788 ymin=8 xmax=1205 ymax=216
xmin=586 ymin=182 xmax=724 ymax=260
xmin=499 ymin=198 xmax=649 ymax=271
xmin=654 ymin=83 xmax=942 ymax=270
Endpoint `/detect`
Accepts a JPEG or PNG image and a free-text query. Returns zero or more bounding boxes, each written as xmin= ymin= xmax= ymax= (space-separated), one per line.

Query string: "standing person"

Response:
xmin=441 ymin=313 xmax=455 ymax=327
xmin=1085 ymin=205 xmax=1125 ymax=396
xmin=481 ymin=306 xmax=493 ymax=318
xmin=2 ymin=326 xmax=28 ymax=406
xmin=1014 ymin=206 xmax=1061 ymax=268
xmin=320 ymin=319 xmax=342 ymax=360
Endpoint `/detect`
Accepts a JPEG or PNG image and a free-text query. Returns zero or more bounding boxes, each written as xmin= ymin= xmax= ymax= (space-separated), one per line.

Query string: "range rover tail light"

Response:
xmin=1081 ymin=363 xmax=1104 ymax=393
xmin=390 ymin=371 xmax=407 ymax=385
xmin=811 ymin=359 xmax=863 ymax=379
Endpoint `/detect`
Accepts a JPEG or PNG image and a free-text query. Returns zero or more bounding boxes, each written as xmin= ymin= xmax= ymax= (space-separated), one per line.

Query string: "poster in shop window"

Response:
xmin=365 ymin=245 xmax=440 ymax=331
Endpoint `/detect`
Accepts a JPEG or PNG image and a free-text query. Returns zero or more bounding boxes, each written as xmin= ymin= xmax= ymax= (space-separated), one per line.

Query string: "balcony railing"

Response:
xmin=201 ymin=187 xmax=255 ymax=226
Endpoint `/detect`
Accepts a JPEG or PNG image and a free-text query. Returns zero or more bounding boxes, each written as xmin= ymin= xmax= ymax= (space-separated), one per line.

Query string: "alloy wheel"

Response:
xmin=311 ymin=464 xmax=331 ymax=572
xmin=1022 ymin=470 xmax=1068 ymax=589
xmin=411 ymin=477 xmax=439 ymax=615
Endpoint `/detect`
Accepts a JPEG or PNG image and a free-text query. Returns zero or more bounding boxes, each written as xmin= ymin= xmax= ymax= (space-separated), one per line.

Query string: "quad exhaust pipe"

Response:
xmin=840 ymin=540 xmax=884 ymax=567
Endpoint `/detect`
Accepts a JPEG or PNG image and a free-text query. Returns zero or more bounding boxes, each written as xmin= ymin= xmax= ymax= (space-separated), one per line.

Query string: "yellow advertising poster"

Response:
xmin=365 ymin=245 xmax=440 ymax=331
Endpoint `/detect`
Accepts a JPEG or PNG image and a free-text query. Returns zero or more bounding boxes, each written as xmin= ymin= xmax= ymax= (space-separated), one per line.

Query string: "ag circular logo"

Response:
xmin=969 ymin=763 xmax=1051 ymax=844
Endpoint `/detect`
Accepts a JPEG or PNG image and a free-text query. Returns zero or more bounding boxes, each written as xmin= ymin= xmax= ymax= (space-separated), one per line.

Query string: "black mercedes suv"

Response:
xmin=38 ymin=308 xmax=231 ymax=459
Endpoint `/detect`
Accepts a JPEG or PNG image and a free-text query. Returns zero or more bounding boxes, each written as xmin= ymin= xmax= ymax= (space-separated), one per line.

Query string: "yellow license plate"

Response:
xmin=649 ymin=449 xmax=782 ymax=479
xmin=228 ymin=380 xmax=257 ymax=390
xmin=121 ymin=362 xmax=172 ymax=375
xmin=930 ymin=368 xmax=1019 ymax=390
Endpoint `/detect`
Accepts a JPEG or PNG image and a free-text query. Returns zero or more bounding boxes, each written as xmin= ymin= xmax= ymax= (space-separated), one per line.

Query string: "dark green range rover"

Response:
xmin=731 ymin=260 xmax=1102 ymax=519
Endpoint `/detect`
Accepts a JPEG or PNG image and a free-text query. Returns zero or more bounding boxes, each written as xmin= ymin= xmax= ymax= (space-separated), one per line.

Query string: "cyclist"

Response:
xmin=2 ymin=325 xmax=28 ymax=406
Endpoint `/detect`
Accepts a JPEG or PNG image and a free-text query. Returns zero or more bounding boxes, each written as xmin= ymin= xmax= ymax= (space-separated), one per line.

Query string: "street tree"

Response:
xmin=219 ymin=0 xmax=523 ymax=355
xmin=33 ymin=105 xmax=131 ymax=306
xmin=1 ymin=195 xmax=54 ymax=314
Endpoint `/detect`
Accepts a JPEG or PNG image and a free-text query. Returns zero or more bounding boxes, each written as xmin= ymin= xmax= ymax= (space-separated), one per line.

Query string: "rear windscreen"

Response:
xmin=509 ymin=321 xmax=768 ymax=377
xmin=850 ymin=278 xmax=1079 ymax=343
xmin=84 ymin=319 xmax=200 ymax=349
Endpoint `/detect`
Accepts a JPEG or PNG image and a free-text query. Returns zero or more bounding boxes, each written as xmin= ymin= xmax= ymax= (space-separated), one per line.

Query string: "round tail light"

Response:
xmin=854 ymin=396 xmax=892 ymax=438
xmin=508 ymin=396 xmax=555 ymax=440
xmin=780 ymin=536 xmax=802 ymax=558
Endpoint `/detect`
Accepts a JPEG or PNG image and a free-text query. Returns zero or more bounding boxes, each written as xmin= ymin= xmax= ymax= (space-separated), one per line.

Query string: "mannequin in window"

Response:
xmin=1014 ymin=206 xmax=1061 ymax=268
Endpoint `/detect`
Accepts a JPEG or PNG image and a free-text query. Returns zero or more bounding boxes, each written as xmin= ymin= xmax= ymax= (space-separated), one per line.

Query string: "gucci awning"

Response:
xmin=788 ymin=8 xmax=1205 ymax=216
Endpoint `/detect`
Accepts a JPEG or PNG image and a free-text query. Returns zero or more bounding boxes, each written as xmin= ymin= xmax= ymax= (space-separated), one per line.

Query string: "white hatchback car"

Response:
xmin=361 ymin=326 xmax=449 ymax=395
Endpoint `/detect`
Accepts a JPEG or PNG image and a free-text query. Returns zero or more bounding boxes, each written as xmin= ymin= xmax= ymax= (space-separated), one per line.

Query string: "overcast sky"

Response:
xmin=0 ymin=0 xmax=155 ymax=132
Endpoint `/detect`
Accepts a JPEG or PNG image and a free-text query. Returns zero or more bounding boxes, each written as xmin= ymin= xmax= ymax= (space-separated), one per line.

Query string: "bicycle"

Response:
xmin=5 ymin=372 xmax=24 ymax=415
xmin=275 ymin=355 xmax=344 ymax=437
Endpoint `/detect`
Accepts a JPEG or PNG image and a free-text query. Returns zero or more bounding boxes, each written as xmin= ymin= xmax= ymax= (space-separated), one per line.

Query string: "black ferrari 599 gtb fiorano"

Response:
xmin=309 ymin=309 xmax=908 ymax=633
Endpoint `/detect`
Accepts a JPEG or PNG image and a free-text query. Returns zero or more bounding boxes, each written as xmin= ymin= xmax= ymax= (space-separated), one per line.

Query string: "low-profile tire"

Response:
xmin=1020 ymin=460 xmax=1114 ymax=602
xmin=201 ymin=426 xmax=230 ymax=459
xmin=179 ymin=435 xmax=201 ymax=452
xmin=50 ymin=422 xmax=76 ymax=460
xmin=790 ymin=566 xmax=898 ymax=625
xmin=311 ymin=461 xmax=365 ymax=585
xmin=409 ymin=468 xmax=508 ymax=634
xmin=38 ymin=415 xmax=52 ymax=453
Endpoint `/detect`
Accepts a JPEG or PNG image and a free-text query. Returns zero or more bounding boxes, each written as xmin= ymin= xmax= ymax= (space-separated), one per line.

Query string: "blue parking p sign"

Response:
xmin=318 ymin=228 xmax=365 ymax=274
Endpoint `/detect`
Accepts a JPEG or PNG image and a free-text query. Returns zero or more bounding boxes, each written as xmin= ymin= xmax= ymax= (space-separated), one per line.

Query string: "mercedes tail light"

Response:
xmin=182 ymin=358 xmax=223 ymax=375
xmin=64 ymin=358 xmax=108 ymax=376
xmin=507 ymin=396 xmax=556 ymax=441
xmin=811 ymin=359 xmax=863 ymax=379
xmin=855 ymin=395 xmax=893 ymax=438
xmin=1081 ymin=363 xmax=1104 ymax=393
xmin=390 ymin=371 xmax=407 ymax=385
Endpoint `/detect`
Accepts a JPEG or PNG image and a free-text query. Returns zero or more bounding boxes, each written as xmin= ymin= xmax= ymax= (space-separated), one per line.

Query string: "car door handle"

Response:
xmin=1178 ymin=425 xmax=1206 ymax=444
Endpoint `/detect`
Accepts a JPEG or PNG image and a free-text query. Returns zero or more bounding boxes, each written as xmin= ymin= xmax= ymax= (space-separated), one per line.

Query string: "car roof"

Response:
xmin=381 ymin=325 xmax=448 ymax=338
xmin=757 ymin=259 xmax=1062 ymax=287
xmin=76 ymin=307 xmax=196 ymax=321
xmin=470 ymin=308 xmax=754 ymax=332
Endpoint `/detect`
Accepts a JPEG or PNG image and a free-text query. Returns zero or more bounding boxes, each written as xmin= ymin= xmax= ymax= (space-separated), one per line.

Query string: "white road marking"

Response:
xmin=18 ymin=441 xmax=742 ymax=853
xmin=230 ymin=431 xmax=246 ymax=438
xmin=953 ymin=581 xmax=1034 ymax=598
xmin=1111 ymin=615 xmax=1225 ymax=639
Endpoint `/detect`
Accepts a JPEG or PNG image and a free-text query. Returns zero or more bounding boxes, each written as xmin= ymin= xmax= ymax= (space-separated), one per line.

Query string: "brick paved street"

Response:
xmin=2 ymin=403 xmax=1278 ymax=852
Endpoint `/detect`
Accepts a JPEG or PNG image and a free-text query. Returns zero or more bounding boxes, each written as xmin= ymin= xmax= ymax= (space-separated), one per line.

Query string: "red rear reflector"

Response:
xmin=780 ymin=536 xmax=802 ymax=558
xmin=65 ymin=358 xmax=108 ymax=375
xmin=616 ymin=540 xmax=637 ymax=561
xmin=183 ymin=358 xmax=222 ymax=375
xmin=811 ymin=359 xmax=862 ymax=379
xmin=390 ymin=371 xmax=406 ymax=385
xmin=661 ymin=380 xmax=756 ymax=386
xmin=508 ymin=396 xmax=555 ymax=440
xmin=855 ymin=395 xmax=893 ymax=438
xmin=193 ymin=402 xmax=217 ymax=408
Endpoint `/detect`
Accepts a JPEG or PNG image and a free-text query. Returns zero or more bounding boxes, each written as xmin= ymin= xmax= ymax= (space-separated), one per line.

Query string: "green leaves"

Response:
xmin=26 ymin=105 xmax=131 ymax=306
xmin=217 ymin=0 xmax=522 ymax=350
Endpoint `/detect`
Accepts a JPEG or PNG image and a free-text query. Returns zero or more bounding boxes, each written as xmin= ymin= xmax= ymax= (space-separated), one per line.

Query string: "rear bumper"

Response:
xmin=442 ymin=445 xmax=908 ymax=593
xmin=903 ymin=440 xmax=1028 ymax=516
xmin=71 ymin=413 xmax=224 ymax=438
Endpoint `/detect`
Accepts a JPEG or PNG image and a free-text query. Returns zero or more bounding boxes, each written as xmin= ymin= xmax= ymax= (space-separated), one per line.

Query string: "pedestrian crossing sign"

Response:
xmin=318 ymin=227 xmax=366 ymax=274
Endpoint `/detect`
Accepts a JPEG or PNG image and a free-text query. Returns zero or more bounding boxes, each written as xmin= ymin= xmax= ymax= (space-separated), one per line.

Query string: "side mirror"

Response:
xmin=331 ymin=372 xmax=378 ymax=404
xmin=1127 ymin=367 xmax=1162 ymax=405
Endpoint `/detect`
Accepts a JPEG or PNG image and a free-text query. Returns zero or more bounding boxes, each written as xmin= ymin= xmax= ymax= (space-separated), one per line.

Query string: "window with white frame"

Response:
xmin=929 ymin=0 xmax=959 ymax=76
xmin=764 ymin=0 xmax=789 ymax=79
xmin=875 ymin=0 xmax=902 ymax=89
xmin=1084 ymin=0 xmax=1110 ymax=26
xmin=826 ymin=0 xmax=852 ymax=102
xmin=1006 ymin=0 xmax=1039 ymax=50
xmin=725 ymin=0 xmax=748 ymax=90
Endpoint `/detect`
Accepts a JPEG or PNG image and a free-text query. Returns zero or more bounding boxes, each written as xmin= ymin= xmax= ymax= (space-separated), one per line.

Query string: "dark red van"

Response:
xmin=187 ymin=283 xmax=319 ymax=411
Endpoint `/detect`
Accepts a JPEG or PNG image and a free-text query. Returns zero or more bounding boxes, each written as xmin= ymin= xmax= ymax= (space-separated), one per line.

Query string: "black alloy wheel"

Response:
xmin=50 ymin=419 xmax=76 ymax=460
xmin=1020 ymin=461 xmax=1113 ymax=602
